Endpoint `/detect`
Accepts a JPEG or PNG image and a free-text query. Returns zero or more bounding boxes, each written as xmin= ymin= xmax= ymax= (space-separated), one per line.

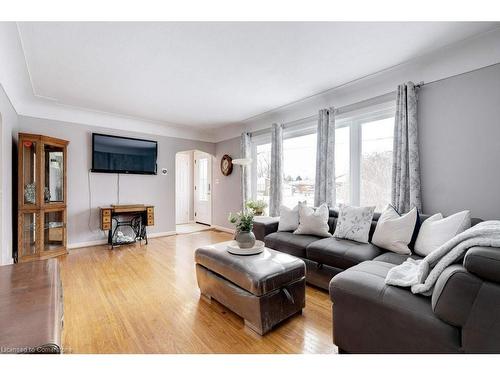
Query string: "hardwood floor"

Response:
xmin=59 ymin=230 xmax=336 ymax=354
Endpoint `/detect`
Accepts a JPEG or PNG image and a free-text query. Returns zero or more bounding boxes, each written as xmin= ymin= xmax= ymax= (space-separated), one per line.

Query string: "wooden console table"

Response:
xmin=99 ymin=204 xmax=154 ymax=249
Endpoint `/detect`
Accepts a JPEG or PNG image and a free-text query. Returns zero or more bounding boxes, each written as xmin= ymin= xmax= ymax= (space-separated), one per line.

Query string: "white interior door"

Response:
xmin=194 ymin=151 xmax=212 ymax=225
xmin=175 ymin=152 xmax=190 ymax=224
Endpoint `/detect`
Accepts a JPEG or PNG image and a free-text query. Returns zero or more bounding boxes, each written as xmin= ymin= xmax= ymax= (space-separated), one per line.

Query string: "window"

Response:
xmin=335 ymin=107 xmax=394 ymax=211
xmin=255 ymin=142 xmax=271 ymax=209
xmin=197 ymin=158 xmax=209 ymax=201
xmin=283 ymin=133 xmax=316 ymax=207
xmin=281 ymin=128 xmax=353 ymax=207
xmin=360 ymin=117 xmax=394 ymax=211
xmin=335 ymin=126 xmax=350 ymax=204
xmin=251 ymin=102 xmax=395 ymax=213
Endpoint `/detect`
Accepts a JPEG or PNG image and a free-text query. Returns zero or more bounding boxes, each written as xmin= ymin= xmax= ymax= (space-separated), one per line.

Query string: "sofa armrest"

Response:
xmin=464 ymin=246 xmax=500 ymax=283
xmin=432 ymin=265 xmax=482 ymax=327
xmin=252 ymin=217 xmax=279 ymax=241
xmin=432 ymin=263 xmax=500 ymax=353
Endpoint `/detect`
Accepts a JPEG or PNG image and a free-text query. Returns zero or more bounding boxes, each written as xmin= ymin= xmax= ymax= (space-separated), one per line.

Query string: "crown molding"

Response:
xmin=17 ymin=96 xmax=217 ymax=142
xmin=1 ymin=22 xmax=217 ymax=142
xmin=211 ymin=26 xmax=500 ymax=143
xmin=3 ymin=23 xmax=500 ymax=144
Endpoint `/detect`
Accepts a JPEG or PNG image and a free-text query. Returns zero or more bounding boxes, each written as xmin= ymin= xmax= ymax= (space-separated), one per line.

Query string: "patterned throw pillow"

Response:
xmin=333 ymin=204 xmax=376 ymax=244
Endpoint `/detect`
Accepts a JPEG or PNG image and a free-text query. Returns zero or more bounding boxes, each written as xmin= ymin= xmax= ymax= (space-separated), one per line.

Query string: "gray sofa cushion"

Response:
xmin=306 ymin=238 xmax=384 ymax=269
xmin=329 ymin=261 xmax=461 ymax=353
xmin=373 ymin=252 xmax=422 ymax=265
xmin=264 ymin=232 xmax=321 ymax=258
xmin=252 ymin=217 xmax=279 ymax=241
xmin=464 ymin=246 xmax=500 ymax=283
xmin=462 ymin=280 xmax=500 ymax=353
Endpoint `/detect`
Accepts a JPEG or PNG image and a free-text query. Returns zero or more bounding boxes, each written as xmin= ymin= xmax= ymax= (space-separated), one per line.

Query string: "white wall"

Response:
xmin=213 ymin=27 xmax=500 ymax=222
xmin=0 ymin=22 xmax=29 ymax=264
xmin=0 ymin=85 xmax=17 ymax=265
xmin=212 ymin=137 xmax=242 ymax=230
xmin=419 ymin=63 xmax=500 ymax=220
xmin=0 ymin=22 xmax=213 ymax=143
xmin=214 ymin=63 xmax=500 ymax=221
xmin=2 ymin=23 xmax=500 ymax=260
xmin=0 ymin=23 xmax=34 ymax=114
xmin=175 ymin=150 xmax=195 ymax=223
xmin=16 ymin=116 xmax=215 ymax=248
xmin=213 ymin=27 xmax=500 ymax=142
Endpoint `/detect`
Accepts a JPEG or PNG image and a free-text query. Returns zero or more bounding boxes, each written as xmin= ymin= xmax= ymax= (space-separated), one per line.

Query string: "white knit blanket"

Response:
xmin=385 ymin=220 xmax=500 ymax=295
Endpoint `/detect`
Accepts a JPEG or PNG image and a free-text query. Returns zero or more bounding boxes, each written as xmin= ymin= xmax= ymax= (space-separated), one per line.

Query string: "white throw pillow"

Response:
xmin=278 ymin=204 xmax=300 ymax=232
xmin=333 ymin=204 xmax=375 ymax=244
xmin=293 ymin=203 xmax=331 ymax=238
xmin=372 ymin=205 xmax=418 ymax=255
xmin=414 ymin=210 xmax=471 ymax=256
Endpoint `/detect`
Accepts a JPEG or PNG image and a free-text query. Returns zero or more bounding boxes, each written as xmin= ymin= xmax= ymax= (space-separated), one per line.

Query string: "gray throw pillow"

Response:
xmin=333 ymin=204 xmax=375 ymax=244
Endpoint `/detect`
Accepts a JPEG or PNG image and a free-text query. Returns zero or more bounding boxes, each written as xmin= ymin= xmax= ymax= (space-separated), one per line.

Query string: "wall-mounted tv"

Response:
xmin=91 ymin=133 xmax=157 ymax=175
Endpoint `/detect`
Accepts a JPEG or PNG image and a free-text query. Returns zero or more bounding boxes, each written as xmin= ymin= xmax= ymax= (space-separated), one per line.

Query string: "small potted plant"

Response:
xmin=245 ymin=199 xmax=268 ymax=216
xmin=228 ymin=210 xmax=256 ymax=249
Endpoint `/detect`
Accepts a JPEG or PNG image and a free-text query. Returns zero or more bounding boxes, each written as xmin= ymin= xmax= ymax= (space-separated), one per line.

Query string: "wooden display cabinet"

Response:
xmin=17 ymin=133 xmax=69 ymax=263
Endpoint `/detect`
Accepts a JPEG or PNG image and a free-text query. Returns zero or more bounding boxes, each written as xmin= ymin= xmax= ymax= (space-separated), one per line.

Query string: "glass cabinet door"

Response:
xmin=20 ymin=212 xmax=38 ymax=258
xmin=44 ymin=144 xmax=65 ymax=204
xmin=22 ymin=140 xmax=37 ymax=206
xmin=18 ymin=134 xmax=68 ymax=262
xmin=43 ymin=210 xmax=65 ymax=253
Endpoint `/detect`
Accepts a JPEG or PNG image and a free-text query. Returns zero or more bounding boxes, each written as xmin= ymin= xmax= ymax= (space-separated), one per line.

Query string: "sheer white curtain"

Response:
xmin=391 ymin=82 xmax=422 ymax=213
xmin=240 ymin=132 xmax=251 ymax=209
xmin=314 ymin=107 xmax=336 ymax=207
xmin=269 ymin=123 xmax=283 ymax=217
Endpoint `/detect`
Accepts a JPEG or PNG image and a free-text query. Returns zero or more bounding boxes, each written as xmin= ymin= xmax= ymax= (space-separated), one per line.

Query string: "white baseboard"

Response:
xmin=1 ymin=257 xmax=14 ymax=266
xmin=149 ymin=231 xmax=177 ymax=238
xmin=68 ymin=231 xmax=177 ymax=249
xmin=210 ymin=225 xmax=235 ymax=234
xmin=68 ymin=239 xmax=108 ymax=249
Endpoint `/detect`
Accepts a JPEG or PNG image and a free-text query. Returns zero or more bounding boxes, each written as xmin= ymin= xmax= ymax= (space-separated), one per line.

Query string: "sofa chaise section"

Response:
xmin=329 ymin=245 xmax=500 ymax=353
xmin=329 ymin=260 xmax=461 ymax=353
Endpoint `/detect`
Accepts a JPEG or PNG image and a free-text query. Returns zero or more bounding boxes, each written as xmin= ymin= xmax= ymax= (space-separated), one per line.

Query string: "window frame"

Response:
xmin=251 ymin=133 xmax=271 ymax=203
xmin=250 ymin=101 xmax=396 ymax=211
xmin=339 ymin=106 xmax=396 ymax=207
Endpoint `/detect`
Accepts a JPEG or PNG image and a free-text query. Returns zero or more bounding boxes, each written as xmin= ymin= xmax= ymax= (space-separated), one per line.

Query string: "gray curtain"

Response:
xmin=240 ymin=132 xmax=251 ymax=209
xmin=314 ymin=107 xmax=336 ymax=207
xmin=391 ymin=82 xmax=422 ymax=213
xmin=269 ymin=123 xmax=283 ymax=217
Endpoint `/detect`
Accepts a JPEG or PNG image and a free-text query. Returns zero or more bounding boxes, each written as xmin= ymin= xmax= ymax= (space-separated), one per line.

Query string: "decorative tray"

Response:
xmin=226 ymin=240 xmax=265 ymax=255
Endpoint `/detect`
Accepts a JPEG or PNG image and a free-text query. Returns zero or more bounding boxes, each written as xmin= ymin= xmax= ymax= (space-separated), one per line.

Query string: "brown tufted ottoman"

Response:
xmin=195 ymin=242 xmax=306 ymax=335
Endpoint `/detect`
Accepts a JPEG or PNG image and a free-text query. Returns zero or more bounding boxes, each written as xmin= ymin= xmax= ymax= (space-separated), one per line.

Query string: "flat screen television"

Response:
xmin=91 ymin=133 xmax=157 ymax=175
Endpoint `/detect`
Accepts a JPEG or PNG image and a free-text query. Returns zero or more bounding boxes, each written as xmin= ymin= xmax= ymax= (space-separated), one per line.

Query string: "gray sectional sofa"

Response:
xmin=253 ymin=210 xmax=500 ymax=353
xmin=253 ymin=209 xmax=440 ymax=290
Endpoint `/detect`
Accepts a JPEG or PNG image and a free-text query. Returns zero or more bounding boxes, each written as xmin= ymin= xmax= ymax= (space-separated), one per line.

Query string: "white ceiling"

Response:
xmin=17 ymin=22 xmax=499 ymax=130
